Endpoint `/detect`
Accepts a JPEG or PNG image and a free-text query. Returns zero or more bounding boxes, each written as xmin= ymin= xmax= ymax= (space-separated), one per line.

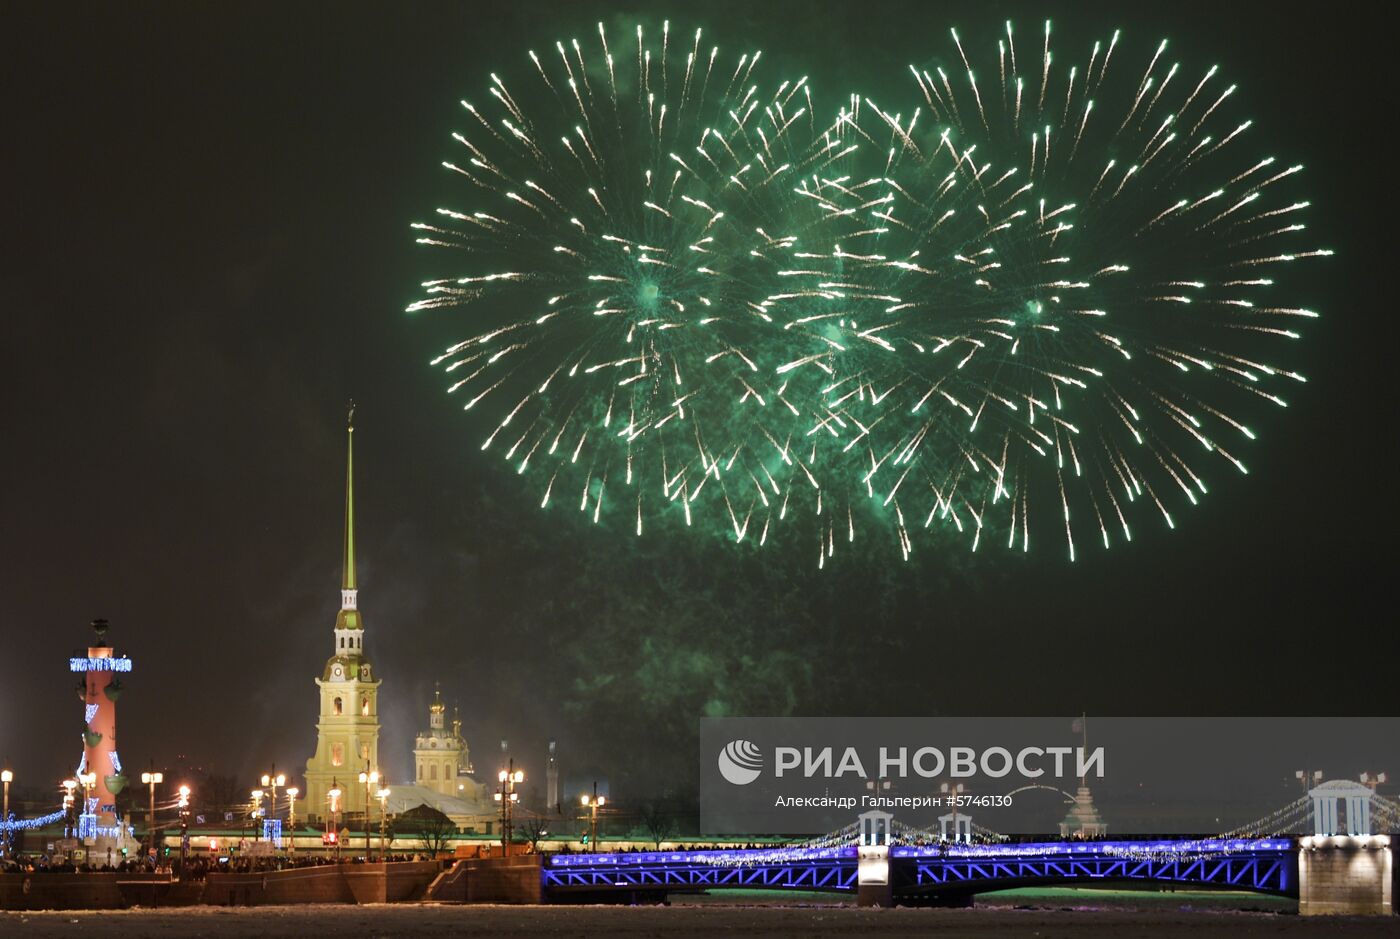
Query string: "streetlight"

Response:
xmin=376 ymin=787 xmax=391 ymax=859
xmin=251 ymin=789 xmax=264 ymax=842
xmin=260 ymin=768 xmax=285 ymax=847
xmin=580 ymin=781 xmax=606 ymax=853
xmin=79 ymin=772 xmax=97 ymax=842
xmin=285 ymin=787 xmax=299 ymax=856
xmin=358 ymin=767 xmax=379 ymax=860
xmin=176 ymin=785 xmax=191 ymax=876
xmin=1361 ymin=772 xmax=1388 ymax=792
xmin=1 ymin=769 xmax=12 ymax=859
xmin=327 ymin=780 xmax=342 ymax=860
xmin=62 ymin=779 xmax=77 ymax=839
xmin=140 ymin=768 xmax=164 ymax=859
xmin=493 ymin=759 xmax=524 ymax=852
xmin=1295 ymin=769 xmax=1324 ymax=792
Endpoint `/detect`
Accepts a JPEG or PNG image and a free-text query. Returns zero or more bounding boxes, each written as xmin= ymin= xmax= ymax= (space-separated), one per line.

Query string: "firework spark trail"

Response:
xmin=412 ymin=22 xmax=1326 ymax=565
xmin=767 ymin=22 xmax=1327 ymax=562
xmin=412 ymin=22 xmax=869 ymax=549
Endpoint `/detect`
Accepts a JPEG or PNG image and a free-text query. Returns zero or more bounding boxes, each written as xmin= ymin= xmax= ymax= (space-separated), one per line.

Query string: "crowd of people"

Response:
xmin=3 ymin=855 xmax=168 ymax=874
xmin=552 ymin=841 xmax=777 ymax=854
xmin=1 ymin=852 xmax=442 ymax=879
xmin=177 ymin=853 xmax=440 ymax=880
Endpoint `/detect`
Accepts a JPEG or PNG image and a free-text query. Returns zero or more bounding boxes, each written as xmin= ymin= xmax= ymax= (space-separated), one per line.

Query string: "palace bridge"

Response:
xmin=541 ymin=781 xmax=1399 ymax=910
xmin=543 ymin=838 xmax=1299 ymax=904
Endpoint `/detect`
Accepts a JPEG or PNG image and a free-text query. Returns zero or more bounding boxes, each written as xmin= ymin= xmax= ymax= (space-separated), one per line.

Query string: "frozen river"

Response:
xmin=3 ymin=895 xmax=1398 ymax=939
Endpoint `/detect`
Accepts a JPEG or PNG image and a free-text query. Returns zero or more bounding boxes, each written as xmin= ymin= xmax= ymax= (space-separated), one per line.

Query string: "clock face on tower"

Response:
xmin=361 ymin=664 xmax=370 ymax=679
xmin=332 ymin=665 xmax=344 ymax=680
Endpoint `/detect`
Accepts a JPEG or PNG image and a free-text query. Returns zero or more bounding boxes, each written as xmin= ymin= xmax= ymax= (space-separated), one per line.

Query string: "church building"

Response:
xmin=383 ymin=691 xmax=491 ymax=830
xmin=297 ymin=408 xmax=491 ymax=830
xmin=414 ymin=686 xmax=470 ymax=794
xmin=300 ymin=408 xmax=380 ymax=820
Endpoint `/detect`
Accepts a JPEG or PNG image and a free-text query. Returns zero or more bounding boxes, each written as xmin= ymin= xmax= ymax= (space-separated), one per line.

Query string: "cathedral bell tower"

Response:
xmin=302 ymin=404 xmax=381 ymax=821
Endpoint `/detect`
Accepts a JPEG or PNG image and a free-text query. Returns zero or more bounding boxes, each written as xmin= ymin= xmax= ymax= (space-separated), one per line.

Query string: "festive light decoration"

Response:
xmin=547 ymin=843 xmax=853 ymax=868
xmin=70 ymin=656 xmax=132 ymax=672
xmin=411 ymin=20 xmax=1326 ymax=564
xmin=76 ymin=815 xmax=132 ymax=841
xmin=0 ymin=809 xmax=67 ymax=832
xmin=549 ymin=837 xmax=1293 ymax=869
xmin=544 ymin=837 xmax=1294 ymax=897
xmin=889 ymin=837 xmax=1294 ymax=859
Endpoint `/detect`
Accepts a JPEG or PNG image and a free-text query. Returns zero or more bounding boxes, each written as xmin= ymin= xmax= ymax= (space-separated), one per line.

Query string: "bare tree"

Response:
xmin=641 ymin=801 xmax=677 ymax=849
xmin=398 ymin=804 xmax=456 ymax=856
xmin=518 ymin=812 xmax=550 ymax=853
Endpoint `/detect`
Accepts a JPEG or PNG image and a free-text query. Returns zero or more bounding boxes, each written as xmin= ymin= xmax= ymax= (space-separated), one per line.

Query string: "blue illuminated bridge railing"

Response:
xmin=541 ymin=839 xmax=1295 ymax=896
xmin=892 ymin=838 xmax=1295 ymax=896
xmin=545 ymin=845 xmax=857 ymax=892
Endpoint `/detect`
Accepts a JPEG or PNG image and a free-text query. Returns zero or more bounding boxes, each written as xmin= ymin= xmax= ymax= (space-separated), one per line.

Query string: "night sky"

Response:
xmin=1 ymin=1 xmax=1389 ymax=805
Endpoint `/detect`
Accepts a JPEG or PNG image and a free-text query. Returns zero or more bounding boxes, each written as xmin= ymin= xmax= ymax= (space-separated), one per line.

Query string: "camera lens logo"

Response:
xmin=717 ymin=740 xmax=763 ymax=786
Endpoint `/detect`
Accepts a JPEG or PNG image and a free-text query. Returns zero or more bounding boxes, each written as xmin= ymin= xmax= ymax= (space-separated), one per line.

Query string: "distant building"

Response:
xmin=546 ymin=740 xmax=559 ymax=810
xmin=1058 ymin=786 xmax=1108 ymax=838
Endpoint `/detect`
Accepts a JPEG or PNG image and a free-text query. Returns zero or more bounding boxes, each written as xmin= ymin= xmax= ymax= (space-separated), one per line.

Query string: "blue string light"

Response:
xmin=70 ymin=657 xmax=132 ymax=673
xmin=75 ymin=815 xmax=131 ymax=840
xmin=1 ymin=809 xmax=66 ymax=832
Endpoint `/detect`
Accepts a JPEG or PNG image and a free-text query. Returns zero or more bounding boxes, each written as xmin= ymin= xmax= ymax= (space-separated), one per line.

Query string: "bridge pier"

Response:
xmin=856 ymin=809 xmax=893 ymax=907
xmin=1298 ymin=835 xmax=1392 ymax=916
xmin=937 ymin=812 xmax=972 ymax=844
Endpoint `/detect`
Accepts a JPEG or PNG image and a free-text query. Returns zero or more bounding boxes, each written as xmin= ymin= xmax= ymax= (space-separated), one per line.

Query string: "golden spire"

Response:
xmin=342 ymin=400 xmax=356 ymax=594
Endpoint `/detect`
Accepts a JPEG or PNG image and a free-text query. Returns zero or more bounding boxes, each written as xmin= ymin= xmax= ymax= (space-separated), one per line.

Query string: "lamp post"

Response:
xmin=580 ymin=781 xmax=606 ymax=853
xmin=285 ymin=787 xmax=299 ymax=857
xmin=79 ymin=772 xmax=97 ymax=844
xmin=140 ymin=768 xmax=163 ymax=859
xmin=260 ymin=768 xmax=285 ymax=848
xmin=1295 ymin=769 xmax=1324 ymax=793
xmin=176 ymin=785 xmax=190 ymax=876
xmin=376 ymin=787 xmax=391 ymax=859
xmin=327 ymin=780 xmax=342 ymax=860
xmin=62 ymin=779 xmax=77 ymax=840
xmin=1 ymin=769 xmax=12 ymax=859
xmin=357 ymin=766 xmax=379 ymax=860
xmin=1361 ymin=772 xmax=1388 ymax=792
xmin=493 ymin=759 xmax=523 ymax=852
xmin=250 ymin=789 xmax=264 ymax=842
